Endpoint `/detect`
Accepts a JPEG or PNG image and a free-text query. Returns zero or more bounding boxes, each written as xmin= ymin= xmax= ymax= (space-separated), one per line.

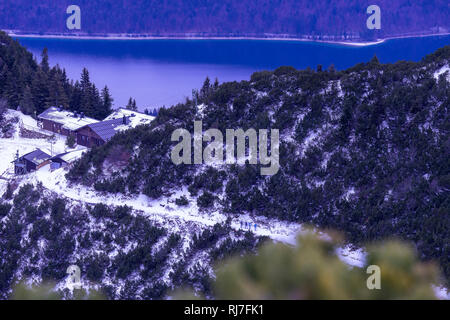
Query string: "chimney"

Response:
xmin=122 ymin=115 xmax=127 ymax=125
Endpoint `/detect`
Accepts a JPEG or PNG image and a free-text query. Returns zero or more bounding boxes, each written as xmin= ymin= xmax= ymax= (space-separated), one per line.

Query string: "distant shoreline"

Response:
xmin=5 ymin=30 xmax=382 ymax=46
xmin=6 ymin=30 xmax=450 ymax=47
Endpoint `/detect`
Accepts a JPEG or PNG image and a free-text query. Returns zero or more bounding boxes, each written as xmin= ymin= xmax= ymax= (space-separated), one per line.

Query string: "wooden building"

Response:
xmin=38 ymin=107 xmax=98 ymax=137
xmin=38 ymin=107 xmax=155 ymax=149
xmin=104 ymin=108 xmax=155 ymax=127
xmin=75 ymin=117 xmax=130 ymax=148
xmin=13 ymin=149 xmax=51 ymax=175
xmin=50 ymin=150 xmax=87 ymax=170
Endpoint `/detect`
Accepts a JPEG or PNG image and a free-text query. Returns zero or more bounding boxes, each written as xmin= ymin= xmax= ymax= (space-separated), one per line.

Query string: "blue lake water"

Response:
xmin=16 ymin=35 xmax=450 ymax=111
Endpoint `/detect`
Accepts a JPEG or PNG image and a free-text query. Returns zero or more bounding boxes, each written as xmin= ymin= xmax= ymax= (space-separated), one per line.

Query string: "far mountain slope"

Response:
xmin=1 ymin=1 xmax=449 ymax=41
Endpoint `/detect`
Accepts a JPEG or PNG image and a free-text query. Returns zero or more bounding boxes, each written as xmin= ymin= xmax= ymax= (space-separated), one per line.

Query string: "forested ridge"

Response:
xmin=0 ymin=31 xmax=113 ymax=120
xmin=68 ymin=46 xmax=450 ymax=285
xmin=1 ymin=1 xmax=449 ymax=41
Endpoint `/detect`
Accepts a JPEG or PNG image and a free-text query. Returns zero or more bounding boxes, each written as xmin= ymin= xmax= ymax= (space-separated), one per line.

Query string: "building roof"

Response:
xmin=104 ymin=108 xmax=155 ymax=128
xmin=51 ymin=149 xmax=87 ymax=164
xmin=84 ymin=118 xmax=129 ymax=142
xmin=20 ymin=149 xmax=51 ymax=165
xmin=38 ymin=107 xmax=99 ymax=131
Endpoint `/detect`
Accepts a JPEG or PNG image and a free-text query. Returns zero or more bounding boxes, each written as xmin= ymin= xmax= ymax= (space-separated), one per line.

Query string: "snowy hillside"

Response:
xmin=65 ymin=46 xmax=450 ymax=294
xmin=0 ymin=108 xmax=397 ymax=299
xmin=0 ymin=108 xmax=316 ymax=299
xmin=1 ymin=45 xmax=450 ymax=299
xmin=1 ymin=80 xmax=449 ymax=299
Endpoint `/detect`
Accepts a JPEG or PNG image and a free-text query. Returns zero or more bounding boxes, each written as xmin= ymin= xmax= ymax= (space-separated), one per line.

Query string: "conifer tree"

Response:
xmin=41 ymin=48 xmax=50 ymax=74
xmin=19 ymin=86 xmax=35 ymax=115
xmin=328 ymin=64 xmax=336 ymax=73
xmin=126 ymin=97 xmax=137 ymax=111
xmin=47 ymin=67 xmax=69 ymax=109
xmin=80 ymin=68 xmax=93 ymax=115
xmin=126 ymin=97 xmax=133 ymax=110
xmin=369 ymin=54 xmax=380 ymax=66
xmin=30 ymin=70 xmax=49 ymax=114
xmin=80 ymin=68 xmax=91 ymax=90
xmin=4 ymin=183 xmax=13 ymax=200
xmin=200 ymin=76 xmax=212 ymax=100
xmin=101 ymin=86 xmax=114 ymax=118
xmin=0 ymin=98 xmax=8 ymax=121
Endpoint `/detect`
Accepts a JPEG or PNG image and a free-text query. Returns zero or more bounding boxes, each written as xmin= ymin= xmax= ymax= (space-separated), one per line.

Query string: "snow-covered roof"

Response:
xmin=38 ymin=107 xmax=99 ymax=131
xmin=85 ymin=118 xmax=129 ymax=142
xmin=104 ymin=108 xmax=155 ymax=128
xmin=51 ymin=149 xmax=87 ymax=164
xmin=19 ymin=148 xmax=51 ymax=165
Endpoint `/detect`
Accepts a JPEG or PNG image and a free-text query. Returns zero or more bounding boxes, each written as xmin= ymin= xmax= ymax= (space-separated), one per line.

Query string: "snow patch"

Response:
xmin=434 ymin=65 xmax=450 ymax=81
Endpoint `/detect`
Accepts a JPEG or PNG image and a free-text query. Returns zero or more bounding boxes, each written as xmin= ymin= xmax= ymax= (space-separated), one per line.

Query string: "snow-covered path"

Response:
xmin=31 ymin=164 xmax=303 ymax=246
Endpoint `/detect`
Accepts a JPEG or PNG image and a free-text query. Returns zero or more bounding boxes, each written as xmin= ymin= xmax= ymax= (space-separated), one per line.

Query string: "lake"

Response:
xmin=16 ymin=35 xmax=450 ymax=111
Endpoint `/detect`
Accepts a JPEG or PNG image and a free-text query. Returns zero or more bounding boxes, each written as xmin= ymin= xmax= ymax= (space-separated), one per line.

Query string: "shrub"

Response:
xmin=66 ymin=135 xmax=76 ymax=149
xmin=3 ymin=183 xmax=13 ymax=200
xmin=0 ymin=203 xmax=12 ymax=217
xmin=175 ymin=195 xmax=189 ymax=206
xmin=197 ymin=191 xmax=215 ymax=209
xmin=90 ymin=203 xmax=111 ymax=219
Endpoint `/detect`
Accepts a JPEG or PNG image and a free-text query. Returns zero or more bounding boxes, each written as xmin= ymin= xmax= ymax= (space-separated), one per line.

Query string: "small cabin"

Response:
xmin=13 ymin=149 xmax=51 ymax=175
xmin=50 ymin=150 xmax=86 ymax=170
xmin=50 ymin=153 xmax=70 ymax=170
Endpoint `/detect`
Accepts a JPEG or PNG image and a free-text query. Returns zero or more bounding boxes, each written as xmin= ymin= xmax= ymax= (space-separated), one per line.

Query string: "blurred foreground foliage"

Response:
xmin=214 ymin=233 xmax=440 ymax=299
xmin=11 ymin=281 xmax=105 ymax=300
xmin=9 ymin=232 xmax=445 ymax=300
xmin=178 ymin=232 xmax=442 ymax=300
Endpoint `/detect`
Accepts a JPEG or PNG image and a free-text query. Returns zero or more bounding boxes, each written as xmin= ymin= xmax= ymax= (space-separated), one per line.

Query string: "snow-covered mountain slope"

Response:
xmin=0 ymin=109 xmax=301 ymax=244
xmin=0 ymin=109 xmax=323 ymax=299
xmin=0 ymin=103 xmax=448 ymax=299
xmin=65 ymin=46 xmax=450 ymax=291
xmin=1 ymin=46 xmax=450 ymax=299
